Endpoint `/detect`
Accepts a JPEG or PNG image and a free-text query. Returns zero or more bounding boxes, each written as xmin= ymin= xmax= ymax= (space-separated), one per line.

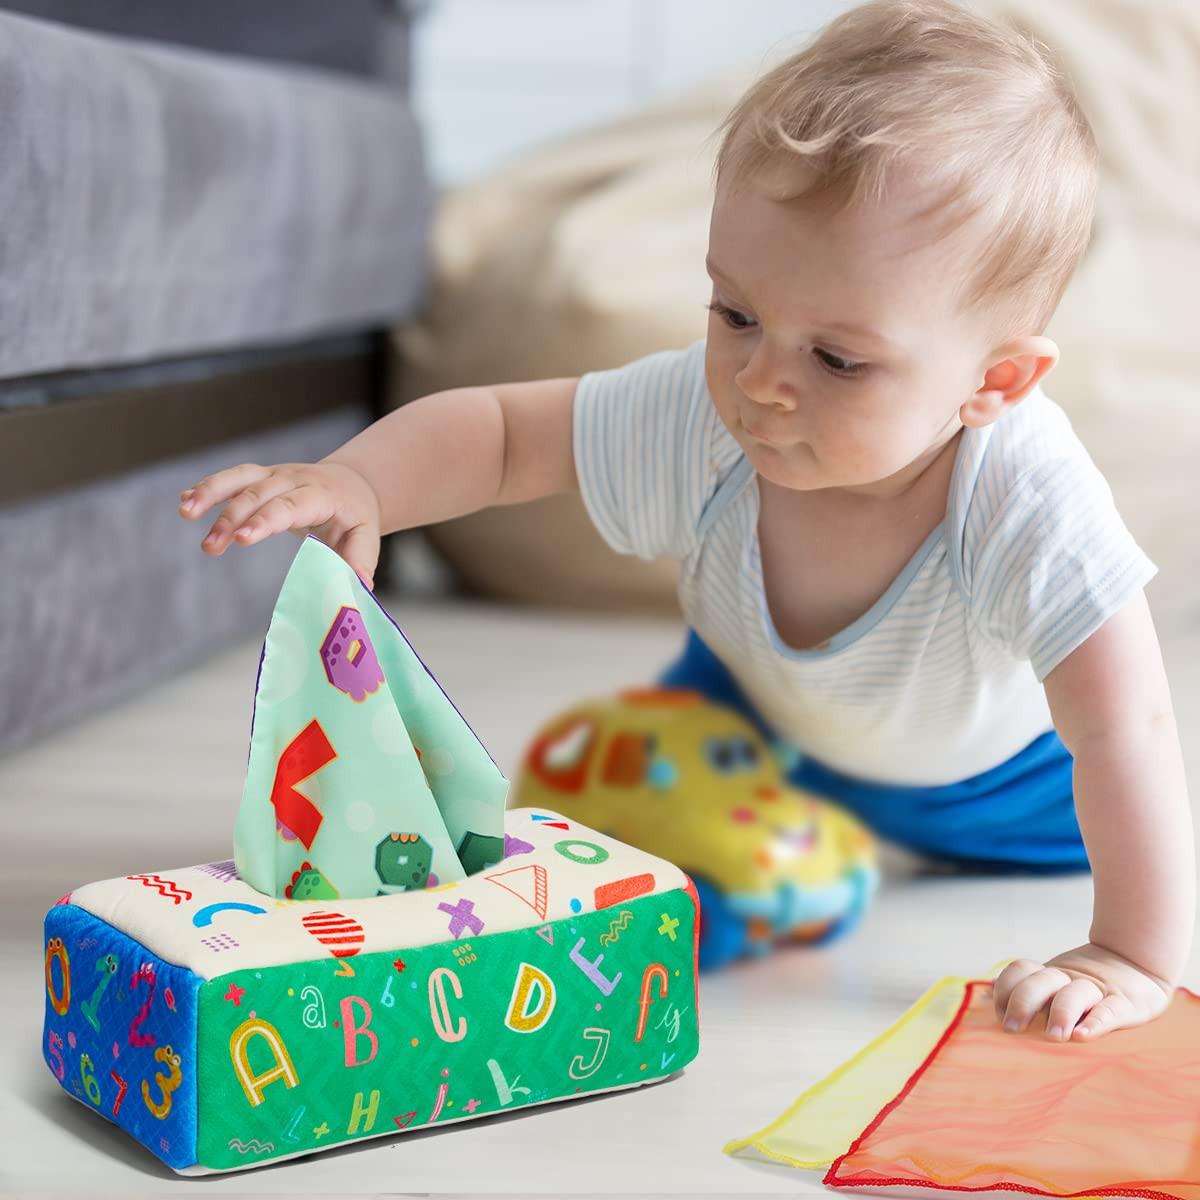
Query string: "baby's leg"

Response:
xmin=657 ymin=629 xmax=1088 ymax=874
xmin=785 ymin=730 xmax=1087 ymax=874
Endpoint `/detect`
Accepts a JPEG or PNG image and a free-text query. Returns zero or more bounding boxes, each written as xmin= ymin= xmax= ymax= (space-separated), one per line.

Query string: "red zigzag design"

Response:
xmin=126 ymin=874 xmax=193 ymax=904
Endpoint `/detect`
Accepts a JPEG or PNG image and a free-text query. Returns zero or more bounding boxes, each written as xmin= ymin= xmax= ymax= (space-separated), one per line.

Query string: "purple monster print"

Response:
xmin=320 ymin=606 xmax=385 ymax=701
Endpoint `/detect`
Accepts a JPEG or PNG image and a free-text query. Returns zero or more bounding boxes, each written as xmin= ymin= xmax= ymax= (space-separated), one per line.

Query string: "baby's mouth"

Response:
xmin=740 ymin=415 xmax=795 ymax=449
xmin=744 ymin=424 xmax=783 ymax=446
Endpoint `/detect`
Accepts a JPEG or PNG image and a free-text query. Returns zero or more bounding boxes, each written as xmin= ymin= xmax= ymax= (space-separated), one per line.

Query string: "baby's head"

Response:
xmin=705 ymin=0 xmax=1097 ymax=496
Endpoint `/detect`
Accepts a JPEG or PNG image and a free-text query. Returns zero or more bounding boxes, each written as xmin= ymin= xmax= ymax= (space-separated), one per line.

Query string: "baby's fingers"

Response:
xmin=992 ymin=958 xmax=1042 ymax=1022
xmin=1045 ymin=977 xmax=1104 ymax=1041
xmin=180 ymin=463 xmax=269 ymax=520
xmin=997 ymin=965 xmax=1072 ymax=1033
xmin=198 ymin=472 xmax=304 ymax=554
xmin=233 ymin=486 xmax=336 ymax=547
xmin=1071 ymin=993 xmax=1134 ymax=1042
xmin=334 ymin=523 xmax=380 ymax=590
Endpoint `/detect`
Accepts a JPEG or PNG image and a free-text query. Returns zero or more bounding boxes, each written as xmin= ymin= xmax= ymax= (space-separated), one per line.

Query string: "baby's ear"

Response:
xmin=961 ymin=336 xmax=1059 ymax=428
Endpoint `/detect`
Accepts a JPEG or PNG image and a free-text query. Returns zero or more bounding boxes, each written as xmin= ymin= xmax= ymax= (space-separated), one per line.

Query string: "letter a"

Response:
xmin=229 ymin=1016 xmax=299 ymax=1107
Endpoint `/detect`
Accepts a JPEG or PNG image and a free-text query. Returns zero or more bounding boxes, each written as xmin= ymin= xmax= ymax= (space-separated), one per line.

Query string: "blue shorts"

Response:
xmin=659 ymin=629 xmax=1088 ymax=873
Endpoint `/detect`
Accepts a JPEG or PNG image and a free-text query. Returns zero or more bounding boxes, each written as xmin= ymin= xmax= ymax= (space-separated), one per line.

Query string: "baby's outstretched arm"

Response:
xmin=993 ymin=589 xmax=1195 ymax=1041
xmin=179 ymin=377 xmax=580 ymax=586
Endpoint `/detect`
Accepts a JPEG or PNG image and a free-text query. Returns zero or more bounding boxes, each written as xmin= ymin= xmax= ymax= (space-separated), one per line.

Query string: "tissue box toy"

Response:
xmin=40 ymin=537 xmax=700 ymax=1172
xmin=42 ymin=810 xmax=699 ymax=1173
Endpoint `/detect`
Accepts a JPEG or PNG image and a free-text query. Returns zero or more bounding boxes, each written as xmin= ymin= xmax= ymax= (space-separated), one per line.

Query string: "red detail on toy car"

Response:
xmin=526 ymin=717 xmax=597 ymax=794
xmin=601 ymin=731 xmax=649 ymax=787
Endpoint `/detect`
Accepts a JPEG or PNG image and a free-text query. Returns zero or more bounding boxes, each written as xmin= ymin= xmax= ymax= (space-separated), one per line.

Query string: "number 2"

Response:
xmin=128 ymin=963 xmax=157 ymax=1048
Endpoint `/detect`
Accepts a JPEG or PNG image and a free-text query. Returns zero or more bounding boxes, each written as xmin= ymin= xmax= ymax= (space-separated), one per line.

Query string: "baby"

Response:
xmin=180 ymin=0 xmax=1193 ymax=1041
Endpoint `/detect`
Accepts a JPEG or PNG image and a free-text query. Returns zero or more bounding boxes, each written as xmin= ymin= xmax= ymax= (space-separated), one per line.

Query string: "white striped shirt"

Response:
xmin=573 ymin=339 xmax=1157 ymax=786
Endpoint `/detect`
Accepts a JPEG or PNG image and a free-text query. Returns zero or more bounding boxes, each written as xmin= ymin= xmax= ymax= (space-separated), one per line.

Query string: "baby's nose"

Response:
xmin=736 ymin=353 xmax=800 ymax=411
xmin=763 ymin=386 xmax=799 ymax=411
xmin=740 ymin=375 xmax=800 ymax=411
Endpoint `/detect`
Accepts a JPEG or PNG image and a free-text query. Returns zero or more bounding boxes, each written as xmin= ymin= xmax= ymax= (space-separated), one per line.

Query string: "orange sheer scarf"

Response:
xmin=728 ymin=978 xmax=1200 ymax=1198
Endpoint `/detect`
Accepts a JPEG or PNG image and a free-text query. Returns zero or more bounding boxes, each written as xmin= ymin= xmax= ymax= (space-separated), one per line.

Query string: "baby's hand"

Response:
xmin=178 ymin=461 xmax=382 ymax=588
xmin=993 ymin=942 xmax=1173 ymax=1042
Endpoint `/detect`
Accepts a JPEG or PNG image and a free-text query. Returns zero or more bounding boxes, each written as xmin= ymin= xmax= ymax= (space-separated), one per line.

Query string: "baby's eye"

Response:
xmin=706 ymin=301 xmax=757 ymax=332
xmin=814 ymin=348 xmax=866 ymax=377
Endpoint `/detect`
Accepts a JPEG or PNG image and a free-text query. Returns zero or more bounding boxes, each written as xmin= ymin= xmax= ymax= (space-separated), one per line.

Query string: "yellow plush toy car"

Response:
xmin=514 ymin=688 xmax=878 ymax=968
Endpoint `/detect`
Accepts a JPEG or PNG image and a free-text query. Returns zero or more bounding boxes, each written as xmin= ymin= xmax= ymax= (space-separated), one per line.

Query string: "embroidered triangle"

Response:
xmin=485 ymin=864 xmax=549 ymax=920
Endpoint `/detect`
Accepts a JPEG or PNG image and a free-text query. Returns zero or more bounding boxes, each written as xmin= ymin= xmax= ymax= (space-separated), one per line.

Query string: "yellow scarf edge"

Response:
xmin=722 ymin=973 xmax=974 ymax=1163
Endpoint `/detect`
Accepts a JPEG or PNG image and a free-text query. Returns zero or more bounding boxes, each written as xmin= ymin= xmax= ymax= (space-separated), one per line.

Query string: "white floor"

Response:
xmin=4 ymin=596 xmax=1198 ymax=1195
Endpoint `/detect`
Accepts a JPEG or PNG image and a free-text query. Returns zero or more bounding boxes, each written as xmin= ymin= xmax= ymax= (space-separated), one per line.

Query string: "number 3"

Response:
xmin=141 ymin=1044 xmax=182 ymax=1119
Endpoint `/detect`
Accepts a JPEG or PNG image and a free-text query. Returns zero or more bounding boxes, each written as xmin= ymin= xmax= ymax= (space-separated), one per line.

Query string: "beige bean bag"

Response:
xmin=390 ymin=83 xmax=731 ymax=614
xmin=391 ymin=0 xmax=1200 ymax=634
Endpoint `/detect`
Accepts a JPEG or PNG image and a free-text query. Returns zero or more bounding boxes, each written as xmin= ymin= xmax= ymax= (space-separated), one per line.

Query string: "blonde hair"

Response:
xmin=714 ymin=0 xmax=1098 ymax=332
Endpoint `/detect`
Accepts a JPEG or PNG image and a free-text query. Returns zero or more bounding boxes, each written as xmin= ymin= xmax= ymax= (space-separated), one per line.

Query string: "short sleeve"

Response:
xmin=967 ymin=456 xmax=1158 ymax=682
xmin=572 ymin=339 xmax=723 ymax=561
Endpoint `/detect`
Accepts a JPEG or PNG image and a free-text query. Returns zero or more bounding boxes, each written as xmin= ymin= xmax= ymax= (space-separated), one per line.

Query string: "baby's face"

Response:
xmin=705 ymin=165 xmax=998 ymax=497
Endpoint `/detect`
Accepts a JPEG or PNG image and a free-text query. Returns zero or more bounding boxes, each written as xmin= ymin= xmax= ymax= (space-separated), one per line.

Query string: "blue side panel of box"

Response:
xmin=42 ymin=901 xmax=203 ymax=1171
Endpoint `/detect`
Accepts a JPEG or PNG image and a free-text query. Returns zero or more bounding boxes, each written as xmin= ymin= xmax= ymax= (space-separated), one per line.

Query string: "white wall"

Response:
xmin=412 ymin=0 xmax=854 ymax=186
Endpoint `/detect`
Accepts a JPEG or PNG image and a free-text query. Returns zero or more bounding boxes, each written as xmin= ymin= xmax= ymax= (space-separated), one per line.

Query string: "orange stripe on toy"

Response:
xmin=617 ymin=687 xmax=704 ymax=707
xmin=594 ymin=873 xmax=655 ymax=909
